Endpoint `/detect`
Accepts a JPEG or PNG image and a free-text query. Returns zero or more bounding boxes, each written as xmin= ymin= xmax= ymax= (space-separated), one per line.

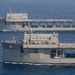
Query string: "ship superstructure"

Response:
xmin=6 ymin=13 xmax=28 ymax=22
xmin=2 ymin=29 xmax=75 ymax=65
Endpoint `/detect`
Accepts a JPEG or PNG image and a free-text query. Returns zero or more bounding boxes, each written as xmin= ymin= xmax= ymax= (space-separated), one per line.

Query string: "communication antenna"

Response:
xmin=29 ymin=26 xmax=32 ymax=34
xmin=29 ymin=26 xmax=32 ymax=44
xmin=9 ymin=7 xmax=12 ymax=13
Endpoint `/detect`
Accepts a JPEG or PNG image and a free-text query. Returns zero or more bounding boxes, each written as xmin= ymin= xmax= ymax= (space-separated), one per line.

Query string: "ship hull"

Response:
xmin=0 ymin=24 xmax=75 ymax=31
xmin=3 ymin=58 xmax=75 ymax=65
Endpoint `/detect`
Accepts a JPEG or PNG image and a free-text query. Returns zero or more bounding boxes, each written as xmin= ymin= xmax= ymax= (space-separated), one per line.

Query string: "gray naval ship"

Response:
xmin=1 ymin=12 xmax=75 ymax=31
xmin=2 ymin=28 xmax=75 ymax=65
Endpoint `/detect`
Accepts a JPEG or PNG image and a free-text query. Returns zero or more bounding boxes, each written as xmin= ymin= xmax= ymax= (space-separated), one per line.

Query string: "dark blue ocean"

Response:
xmin=1 ymin=0 xmax=75 ymax=75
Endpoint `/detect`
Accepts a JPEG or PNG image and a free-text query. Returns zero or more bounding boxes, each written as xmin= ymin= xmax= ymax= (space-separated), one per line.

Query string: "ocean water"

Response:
xmin=0 ymin=0 xmax=75 ymax=75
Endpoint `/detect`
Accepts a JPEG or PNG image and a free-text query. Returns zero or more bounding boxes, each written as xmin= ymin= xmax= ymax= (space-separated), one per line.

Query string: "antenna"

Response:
xmin=29 ymin=26 xmax=32 ymax=44
xmin=29 ymin=26 xmax=32 ymax=34
xmin=9 ymin=7 xmax=12 ymax=13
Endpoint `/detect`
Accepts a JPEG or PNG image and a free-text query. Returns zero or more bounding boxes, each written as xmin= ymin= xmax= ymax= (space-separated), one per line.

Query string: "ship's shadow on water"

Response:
xmin=0 ymin=63 xmax=75 ymax=75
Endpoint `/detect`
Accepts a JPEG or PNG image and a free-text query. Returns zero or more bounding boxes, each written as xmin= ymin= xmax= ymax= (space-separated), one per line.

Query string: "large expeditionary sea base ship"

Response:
xmin=1 ymin=12 xmax=75 ymax=31
xmin=2 ymin=28 xmax=75 ymax=65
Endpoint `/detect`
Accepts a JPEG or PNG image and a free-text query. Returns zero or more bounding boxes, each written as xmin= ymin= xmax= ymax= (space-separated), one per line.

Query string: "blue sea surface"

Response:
xmin=0 ymin=63 xmax=75 ymax=75
xmin=0 ymin=0 xmax=75 ymax=75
